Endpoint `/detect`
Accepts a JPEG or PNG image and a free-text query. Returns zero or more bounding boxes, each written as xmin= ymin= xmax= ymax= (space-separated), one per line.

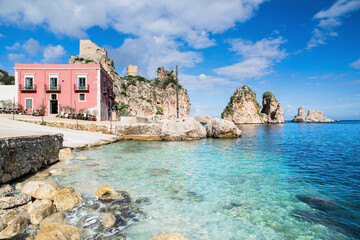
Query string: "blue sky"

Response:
xmin=0 ymin=0 xmax=359 ymax=120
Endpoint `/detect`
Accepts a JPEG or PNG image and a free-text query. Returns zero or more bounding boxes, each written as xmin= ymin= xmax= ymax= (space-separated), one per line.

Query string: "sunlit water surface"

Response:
xmin=50 ymin=121 xmax=360 ymax=240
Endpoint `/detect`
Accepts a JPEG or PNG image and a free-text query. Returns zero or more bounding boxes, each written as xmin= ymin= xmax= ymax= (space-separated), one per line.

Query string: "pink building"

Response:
xmin=14 ymin=64 xmax=115 ymax=121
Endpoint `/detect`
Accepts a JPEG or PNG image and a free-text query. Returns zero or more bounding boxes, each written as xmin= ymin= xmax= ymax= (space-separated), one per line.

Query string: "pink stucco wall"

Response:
xmin=15 ymin=64 xmax=114 ymax=121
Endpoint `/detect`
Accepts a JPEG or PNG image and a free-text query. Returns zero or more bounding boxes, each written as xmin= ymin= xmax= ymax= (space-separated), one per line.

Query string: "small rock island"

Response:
xmin=292 ymin=107 xmax=335 ymax=123
xmin=221 ymin=85 xmax=284 ymax=124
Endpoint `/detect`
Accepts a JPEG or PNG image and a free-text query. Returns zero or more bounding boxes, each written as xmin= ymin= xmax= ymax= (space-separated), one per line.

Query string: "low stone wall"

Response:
xmin=0 ymin=134 xmax=63 ymax=184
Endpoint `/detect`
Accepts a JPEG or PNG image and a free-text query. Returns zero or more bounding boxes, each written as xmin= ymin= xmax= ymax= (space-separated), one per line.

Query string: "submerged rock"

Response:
xmin=77 ymin=155 xmax=88 ymax=161
xmin=0 ymin=216 xmax=28 ymax=239
xmin=54 ymin=187 xmax=84 ymax=211
xmin=22 ymin=179 xmax=62 ymax=200
xmin=292 ymin=209 xmax=360 ymax=240
xmin=135 ymin=197 xmax=151 ymax=205
xmin=296 ymin=195 xmax=338 ymax=212
xmin=223 ymin=203 xmax=243 ymax=210
xmin=149 ymin=232 xmax=190 ymax=240
xmin=34 ymin=223 xmax=85 ymax=240
xmin=101 ymin=213 xmax=116 ymax=229
xmin=205 ymin=118 xmax=241 ymax=138
xmin=160 ymin=117 xmax=206 ymax=141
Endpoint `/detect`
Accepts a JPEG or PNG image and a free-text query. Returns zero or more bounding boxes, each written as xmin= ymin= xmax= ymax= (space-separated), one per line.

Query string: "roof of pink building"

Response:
xmin=14 ymin=64 xmax=102 ymax=69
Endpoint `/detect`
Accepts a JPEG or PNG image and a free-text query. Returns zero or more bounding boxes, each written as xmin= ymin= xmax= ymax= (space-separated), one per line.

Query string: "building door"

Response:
xmin=50 ymin=94 xmax=58 ymax=114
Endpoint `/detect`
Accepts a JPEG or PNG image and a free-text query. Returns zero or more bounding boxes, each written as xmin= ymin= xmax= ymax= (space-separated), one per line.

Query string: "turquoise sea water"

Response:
xmin=51 ymin=121 xmax=360 ymax=239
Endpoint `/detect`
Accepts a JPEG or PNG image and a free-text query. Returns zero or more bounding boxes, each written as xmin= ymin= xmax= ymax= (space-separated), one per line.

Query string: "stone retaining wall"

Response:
xmin=0 ymin=134 xmax=63 ymax=184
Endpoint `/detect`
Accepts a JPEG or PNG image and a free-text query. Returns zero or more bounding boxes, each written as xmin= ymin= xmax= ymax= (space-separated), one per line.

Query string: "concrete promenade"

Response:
xmin=0 ymin=115 xmax=120 ymax=149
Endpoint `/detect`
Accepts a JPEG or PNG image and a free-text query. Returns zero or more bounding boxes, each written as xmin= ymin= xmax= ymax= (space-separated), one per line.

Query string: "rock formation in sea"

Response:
xmin=69 ymin=39 xmax=191 ymax=120
xmin=292 ymin=107 xmax=335 ymax=123
xmin=221 ymin=85 xmax=284 ymax=124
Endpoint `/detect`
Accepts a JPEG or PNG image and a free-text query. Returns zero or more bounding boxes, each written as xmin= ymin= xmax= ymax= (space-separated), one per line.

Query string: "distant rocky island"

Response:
xmin=221 ymin=85 xmax=284 ymax=124
xmin=292 ymin=107 xmax=335 ymax=123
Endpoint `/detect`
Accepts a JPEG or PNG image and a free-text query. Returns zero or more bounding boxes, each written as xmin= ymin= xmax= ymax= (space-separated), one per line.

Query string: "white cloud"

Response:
xmin=7 ymin=53 xmax=26 ymax=62
xmin=22 ymin=38 xmax=41 ymax=56
xmin=0 ymin=33 xmax=4 ymax=38
xmin=0 ymin=0 xmax=266 ymax=77
xmin=5 ymin=42 xmax=20 ymax=50
xmin=350 ymin=58 xmax=360 ymax=69
xmin=41 ymin=45 xmax=66 ymax=63
xmin=180 ymin=73 xmax=237 ymax=91
xmin=307 ymin=0 xmax=360 ymax=49
xmin=214 ymin=37 xmax=287 ymax=79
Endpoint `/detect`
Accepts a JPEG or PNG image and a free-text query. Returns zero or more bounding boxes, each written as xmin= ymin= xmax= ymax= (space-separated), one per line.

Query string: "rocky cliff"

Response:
xmin=69 ymin=39 xmax=190 ymax=120
xmin=292 ymin=107 xmax=335 ymax=123
xmin=221 ymin=86 xmax=284 ymax=124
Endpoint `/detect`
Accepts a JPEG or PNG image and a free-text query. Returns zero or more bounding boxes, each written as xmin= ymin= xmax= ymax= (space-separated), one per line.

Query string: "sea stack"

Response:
xmin=292 ymin=107 xmax=335 ymax=123
xmin=221 ymin=85 xmax=284 ymax=124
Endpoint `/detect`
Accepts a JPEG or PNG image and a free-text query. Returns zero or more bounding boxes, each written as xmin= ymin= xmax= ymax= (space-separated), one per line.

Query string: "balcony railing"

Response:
xmin=19 ymin=84 xmax=37 ymax=93
xmin=45 ymin=85 xmax=61 ymax=93
xmin=109 ymin=90 xmax=115 ymax=99
xmin=74 ymin=84 xmax=89 ymax=93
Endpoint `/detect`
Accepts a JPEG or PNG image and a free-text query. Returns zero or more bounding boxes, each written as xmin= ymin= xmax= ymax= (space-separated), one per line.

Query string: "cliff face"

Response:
xmin=221 ymin=86 xmax=284 ymax=124
xmin=69 ymin=39 xmax=190 ymax=120
xmin=293 ymin=107 xmax=334 ymax=123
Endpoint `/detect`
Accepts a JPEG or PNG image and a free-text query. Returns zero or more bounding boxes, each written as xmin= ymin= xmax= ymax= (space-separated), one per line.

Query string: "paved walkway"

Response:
xmin=0 ymin=116 xmax=119 ymax=149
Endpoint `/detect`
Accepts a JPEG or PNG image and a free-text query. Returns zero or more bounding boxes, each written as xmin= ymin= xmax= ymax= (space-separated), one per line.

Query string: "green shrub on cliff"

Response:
xmin=0 ymin=69 xmax=15 ymax=85
xmin=263 ymin=91 xmax=276 ymax=102
xmin=156 ymin=106 xmax=164 ymax=115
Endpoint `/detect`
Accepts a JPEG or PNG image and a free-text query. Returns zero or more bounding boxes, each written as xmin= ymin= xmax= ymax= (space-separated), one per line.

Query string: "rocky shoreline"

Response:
xmin=0 ymin=162 xmax=189 ymax=240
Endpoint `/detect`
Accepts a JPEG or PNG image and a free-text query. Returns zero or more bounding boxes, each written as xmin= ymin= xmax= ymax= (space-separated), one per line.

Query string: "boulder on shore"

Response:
xmin=53 ymin=187 xmax=84 ymax=211
xmin=35 ymin=223 xmax=84 ymax=240
xmin=0 ymin=194 xmax=31 ymax=209
xmin=58 ymin=148 xmax=75 ymax=161
xmin=0 ymin=216 xmax=28 ymax=239
xmin=28 ymin=199 xmax=56 ymax=225
xmin=205 ymin=118 xmax=241 ymax=138
xmin=21 ymin=179 xmax=62 ymax=200
xmin=149 ymin=232 xmax=190 ymax=240
xmin=160 ymin=117 xmax=206 ymax=141
xmin=39 ymin=212 xmax=66 ymax=229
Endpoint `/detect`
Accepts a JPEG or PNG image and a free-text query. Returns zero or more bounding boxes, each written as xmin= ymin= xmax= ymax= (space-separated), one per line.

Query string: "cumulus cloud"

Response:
xmin=214 ymin=37 xmax=287 ymax=79
xmin=0 ymin=0 xmax=266 ymax=77
xmin=180 ymin=73 xmax=238 ymax=91
xmin=41 ymin=45 xmax=66 ymax=63
xmin=6 ymin=38 xmax=66 ymax=64
xmin=350 ymin=58 xmax=360 ymax=69
xmin=307 ymin=0 xmax=360 ymax=49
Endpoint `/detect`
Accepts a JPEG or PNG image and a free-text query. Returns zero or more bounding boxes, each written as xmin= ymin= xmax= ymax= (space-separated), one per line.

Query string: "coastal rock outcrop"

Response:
xmin=292 ymin=107 xmax=335 ymax=123
xmin=293 ymin=107 xmax=306 ymax=122
xmin=221 ymin=86 xmax=284 ymax=124
xmin=261 ymin=92 xmax=285 ymax=123
xmin=96 ymin=185 xmax=131 ymax=203
xmin=69 ymin=39 xmax=191 ymax=120
xmin=205 ymin=118 xmax=242 ymax=138
xmin=160 ymin=117 xmax=207 ymax=141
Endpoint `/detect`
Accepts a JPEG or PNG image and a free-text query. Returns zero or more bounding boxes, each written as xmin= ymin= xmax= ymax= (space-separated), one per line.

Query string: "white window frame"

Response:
xmin=24 ymin=75 xmax=34 ymax=89
xmin=49 ymin=74 xmax=59 ymax=90
xmin=25 ymin=98 xmax=33 ymax=110
xmin=79 ymin=93 xmax=86 ymax=102
xmin=77 ymin=74 xmax=87 ymax=90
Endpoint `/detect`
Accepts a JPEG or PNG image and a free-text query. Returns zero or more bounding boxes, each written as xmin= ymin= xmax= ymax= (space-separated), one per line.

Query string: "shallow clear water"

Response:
xmin=51 ymin=121 xmax=360 ymax=239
